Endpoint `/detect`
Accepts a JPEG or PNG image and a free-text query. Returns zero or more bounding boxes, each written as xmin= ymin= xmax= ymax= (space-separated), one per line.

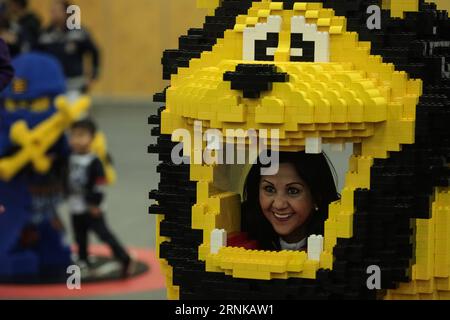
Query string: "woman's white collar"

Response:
xmin=279 ymin=237 xmax=307 ymax=251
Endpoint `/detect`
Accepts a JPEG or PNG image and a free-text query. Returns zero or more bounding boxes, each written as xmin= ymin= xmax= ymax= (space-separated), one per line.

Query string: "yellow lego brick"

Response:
xmin=192 ymin=203 xmax=207 ymax=230
xmin=388 ymin=0 xmax=419 ymax=18
xmin=269 ymin=2 xmax=283 ymax=10
xmin=245 ymin=16 xmax=259 ymax=26
xmin=305 ymin=9 xmax=319 ymax=19
xmin=167 ymin=284 xmax=180 ymax=301
xmin=196 ymin=181 xmax=210 ymax=200
xmin=389 ymin=293 xmax=421 ymax=300
xmin=318 ymin=9 xmax=334 ymax=19
xmin=271 ymin=273 xmax=289 ymax=280
xmin=233 ymin=24 xmax=246 ymax=32
xmin=233 ymin=268 xmax=271 ymax=280
xmin=416 ymin=278 xmax=436 ymax=294
xmin=339 ymin=187 xmax=355 ymax=210
xmin=293 ymin=2 xmax=307 ymax=11
xmin=329 ymin=25 xmax=344 ymax=34
xmin=436 ymin=277 xmax=450 ymax=291
xmin=434 ymin=257 xmax=449 ymax=278
xmin=392 ymin=281 xmax=418 ymax=295
xmin=317 ymin=18 xmax=331 ymax=27
xmin=301 ymin=260 xmax=320 ymax=279
xmin=336 ymin=212 xmax=353 ymax=238
xmin=196 ymin=0 xmax=220 ymax=10
xmin=419 ymin=292 xmax=439 ymax=300
xmin=255 ymin=97 xmax=285 ymax=124
xmin=198 ymin=243 xmax=210 ymax=261
xmin=257 ymin=9 xmax=270 ymax=18
xmin=190 ymin=164 xmax=214 ymax=182
xmin=258 ymin=259 xmax=287 ymax=273
xmin=324 ymin=221 xmax=337 ymax=252
xmin=438 ymin=291 xmax=450 ymax=300
xmin=286 ymin=253 xmax=307 ymax=272
xmin=305 ymin=2 xmax=323 ymax=10
xmin=413 ymin=262 xmax=434 ymax=281
xmin=319 ymin=251 xmax=334 ymax=270
xmin=205 ymin=255 xmax=224 ymax=273
xmin=219 ymin=256 xmax=235 ymax=270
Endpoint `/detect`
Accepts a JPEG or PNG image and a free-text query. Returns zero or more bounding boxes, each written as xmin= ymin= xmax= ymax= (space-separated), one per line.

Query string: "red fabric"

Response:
xmin=227 ymin=232 xmax=260 ymax=250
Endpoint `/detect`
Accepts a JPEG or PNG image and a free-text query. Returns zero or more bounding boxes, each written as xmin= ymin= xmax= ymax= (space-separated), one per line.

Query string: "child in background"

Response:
xmin=67 ymin=119 xmax=132 ymax=277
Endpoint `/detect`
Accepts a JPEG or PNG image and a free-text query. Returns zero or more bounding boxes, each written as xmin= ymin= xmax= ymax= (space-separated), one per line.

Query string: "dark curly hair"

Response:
xmin=242 ymin=151 xmax=340 ymax=250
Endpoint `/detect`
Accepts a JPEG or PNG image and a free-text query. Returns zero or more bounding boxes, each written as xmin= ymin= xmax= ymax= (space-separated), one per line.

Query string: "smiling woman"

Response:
xmin=242 ymin=151 xmax=340 ymax=251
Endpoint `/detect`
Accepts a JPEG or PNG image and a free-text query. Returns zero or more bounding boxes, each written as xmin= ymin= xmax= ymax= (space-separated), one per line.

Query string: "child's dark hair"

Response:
xmin=242 ymin=151 xmax=340 ymax=250
xmin=71 ymin=118 xmax=97 ymax=136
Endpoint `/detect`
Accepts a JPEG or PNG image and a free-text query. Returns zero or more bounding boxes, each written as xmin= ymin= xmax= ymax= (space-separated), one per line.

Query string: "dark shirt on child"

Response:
xmin=67 ymin=153 xmax=107 ymax=215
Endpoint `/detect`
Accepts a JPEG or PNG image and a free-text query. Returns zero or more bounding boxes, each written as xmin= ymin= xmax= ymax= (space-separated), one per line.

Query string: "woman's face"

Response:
xmin=259 ymin=163 xmax=316 ymax=243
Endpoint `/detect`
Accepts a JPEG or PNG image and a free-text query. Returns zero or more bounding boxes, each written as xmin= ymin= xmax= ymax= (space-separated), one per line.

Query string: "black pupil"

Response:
xmin=255 ymin=32 xmax=279 ymax=61
xmin=254 ymin=32 xmax=316 ymax=62
xmin=290 ymin=33 xmax=315 ymax=62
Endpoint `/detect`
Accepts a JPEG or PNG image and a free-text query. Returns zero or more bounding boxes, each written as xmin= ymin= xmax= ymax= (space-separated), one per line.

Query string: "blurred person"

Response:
xmin=0 ymin=53 xmax=72 ymax=280
xmin=67 ymin=119 xmax=132 ymax=278
xmin=38 ymin=0 xmax=99 ymax=101
xmin=0 ymin=9 xmax=20 ymax=56
xmin=2 ymin=0 xmax=41 ymax=56
xmin=0 ymin=36 xmax=13 ymax=89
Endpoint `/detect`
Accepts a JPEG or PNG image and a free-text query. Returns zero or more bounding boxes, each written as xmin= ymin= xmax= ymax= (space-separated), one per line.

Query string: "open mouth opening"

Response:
xmin=195 ymin=141 xmax=354 ymax=280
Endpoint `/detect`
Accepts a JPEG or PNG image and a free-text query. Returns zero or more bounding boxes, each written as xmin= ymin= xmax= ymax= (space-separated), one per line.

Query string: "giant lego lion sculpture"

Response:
xmin=149 ymin=0 xmax=450 ymax=300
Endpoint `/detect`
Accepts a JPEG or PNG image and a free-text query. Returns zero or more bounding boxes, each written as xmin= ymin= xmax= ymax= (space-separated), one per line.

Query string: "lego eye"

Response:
xmin=290 ymin=16 xmax=330 ymax=62
xmin=243 ymin=16 xmax=282 ymax=61
xmin=254 ymin=32 xmax=279 ymax=61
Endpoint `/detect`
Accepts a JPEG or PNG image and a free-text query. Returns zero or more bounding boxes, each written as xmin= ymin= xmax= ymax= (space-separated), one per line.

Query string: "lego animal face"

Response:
xmin=162 ymin=2 xmax=418 ymax=158
xmin=152 ymin=0 xmax=450 ymax=300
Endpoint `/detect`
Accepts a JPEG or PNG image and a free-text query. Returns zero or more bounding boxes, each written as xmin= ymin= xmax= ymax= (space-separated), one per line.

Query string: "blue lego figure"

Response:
xmin=0 ymin=52 xmax=72 ymax=282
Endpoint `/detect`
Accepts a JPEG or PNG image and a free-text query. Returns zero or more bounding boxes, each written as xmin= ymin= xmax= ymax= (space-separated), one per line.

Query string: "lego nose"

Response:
xmin=223 ymin=64 xmax=289 ymax=99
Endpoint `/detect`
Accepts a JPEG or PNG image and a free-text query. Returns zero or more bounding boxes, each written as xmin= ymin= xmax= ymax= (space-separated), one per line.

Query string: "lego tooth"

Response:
xmin=305 ymin=137 xmax=322 ymax=154
xmin=210 ymin=229 xmax=227 ymax=254
xmin=307 ymin=235 xmax=324 ymax=261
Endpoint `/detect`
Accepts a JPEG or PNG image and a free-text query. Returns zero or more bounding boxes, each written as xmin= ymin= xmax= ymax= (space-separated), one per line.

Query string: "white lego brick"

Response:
xmin=266 ymin=47 xmax=277 ymax=56
xmin=307 ymin=234 xmax=324 ymax=261
xmin=210 ymin=229 xmax=227 ymax=254
xmin=291 ymin=15 xmax=330 ymax=62
xmin=243 ymin=15 xmax=282 ymax=60
xmin=314 ymin=32 xmax=330 ymax=62
xmin=291 ymin=48 xmax=304 ymax=57
xmin=306 ymin=137 xmax=322 ymax=154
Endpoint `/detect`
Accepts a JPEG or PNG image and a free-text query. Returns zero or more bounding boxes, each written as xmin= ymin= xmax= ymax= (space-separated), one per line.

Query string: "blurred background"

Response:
xmin=0 ymin=0 xmax=448 ymax=300
xmin=0 ymin=0 xmax=209 ymax=300
xmin=29 ymin=0 xmax=208 ymax=97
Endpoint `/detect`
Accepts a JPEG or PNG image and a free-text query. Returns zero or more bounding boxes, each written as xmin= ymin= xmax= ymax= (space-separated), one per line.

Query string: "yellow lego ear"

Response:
xmin=382 ymin=0 xmax=419 ymax=18
xmin=197 ymin=0 xmax=221 ymax=14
